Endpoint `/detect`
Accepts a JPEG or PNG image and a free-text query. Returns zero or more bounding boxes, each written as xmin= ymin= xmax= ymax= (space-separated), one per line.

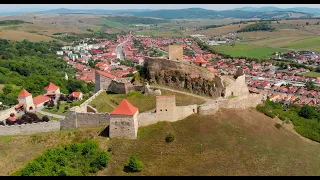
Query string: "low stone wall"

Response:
xmin=176 ymin=105 xmax=198 ymax=120
xmin=60 ymin=111 xmax=110 ymax=130
xmin=72 ymin=90 xmax=104 ymax=113
xmin=138 ymin=104 xmax=197 ymax=127
xmin=218 ymin=94 xmax=264 ymax=109
xmin=198 ymin=94 xmax=264 ymax=115
xmin=0 ymin=121 xmax=60 ymax=136
xmin=138 ymin=112 xmax=157 ymax=127
xmin=198 ymin=101 xmax=219 ymax=115
xmin=0 ymin=107 xmax=16 ymax=122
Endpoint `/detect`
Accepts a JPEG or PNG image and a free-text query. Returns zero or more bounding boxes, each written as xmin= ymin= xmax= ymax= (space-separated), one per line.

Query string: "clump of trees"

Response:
xmin=256 ymin=100 xmax=320 ymax=142
xmin=5 ymin=112 xmax=49 ymax=125
xmin=237 ymin=22 xmax=273 ymax=33
xmin=0 ymin=39 xmax=95 ymax=106
xmin=14 ymin=140 xmax=110 ymax=176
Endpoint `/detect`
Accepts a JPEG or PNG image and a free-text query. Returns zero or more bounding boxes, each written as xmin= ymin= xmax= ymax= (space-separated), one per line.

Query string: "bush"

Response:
xmin=42 ymin=116 xmax=50 ymax=122
xmin=165 ymin=132 xmax=175 ymax=143
xmin=299 ymin=105 xmax=316 ymax=119
xmin=64 ymin=106 xmax=69 ymax=111
xmin=98 ymin=152 xmax=110 ymax=167
xmin=127 ymin=155 xmax=143 ymax=172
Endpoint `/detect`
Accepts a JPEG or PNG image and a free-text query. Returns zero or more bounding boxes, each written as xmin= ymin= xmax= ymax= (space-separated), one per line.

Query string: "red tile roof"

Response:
xmin=8 ymin=116 xmax=17 ymax=122
xmin=18 ymin=89 xmax=32 ymax=98
xmin=194 ymin=57 xmax=206 ymax=63
xmin=33 ymin=95 xmax=51 ymax=105
xmin=44 ymin=82 xmax=59 ymax=91
xmin=69 ymin=92 xmax=82 ymax=98
xmin=110 ymin=99 xmax=138 ymax=116
xmin=96 ymin=70 xmax=116 ymax=79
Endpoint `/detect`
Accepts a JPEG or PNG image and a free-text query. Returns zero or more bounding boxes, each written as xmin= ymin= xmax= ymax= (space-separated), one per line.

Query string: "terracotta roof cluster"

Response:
xmin=96 ymin=70 xmax=116 ymax=79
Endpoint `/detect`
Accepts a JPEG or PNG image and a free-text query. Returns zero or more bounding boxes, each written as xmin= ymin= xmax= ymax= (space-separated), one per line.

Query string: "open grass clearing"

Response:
xmin=89 ymin=90 xmax=205 ymax=113
xmin=211 ymin=43 xmax=287 ymax=59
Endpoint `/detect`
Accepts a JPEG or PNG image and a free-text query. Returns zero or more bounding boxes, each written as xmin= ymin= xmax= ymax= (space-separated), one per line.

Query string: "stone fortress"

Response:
xmin=0 ymin=47 xmax=265 ymax=138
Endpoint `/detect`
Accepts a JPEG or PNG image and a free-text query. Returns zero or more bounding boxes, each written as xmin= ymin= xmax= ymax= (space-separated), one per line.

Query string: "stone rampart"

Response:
xmin=0 ymin=121 xmax=60 ymax=136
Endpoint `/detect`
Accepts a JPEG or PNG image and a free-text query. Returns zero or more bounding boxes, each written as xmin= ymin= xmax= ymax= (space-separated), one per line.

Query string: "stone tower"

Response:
xmin=18 ymin=89 xmax=35 ymax=111
xmin=156 ymin=95 xmax=177 ymax=122
xmin=109 ymin=99 xmax=139 ymax=139
xmin=168 ymin=45 xmax=183 ymax=60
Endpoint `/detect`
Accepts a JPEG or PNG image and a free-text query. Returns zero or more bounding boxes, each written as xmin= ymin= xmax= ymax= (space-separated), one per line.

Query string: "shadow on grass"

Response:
xmin=123 ymin=165 xmax=135 ymax=173
xmin=99 ymin=126 xmax=110 ymax=137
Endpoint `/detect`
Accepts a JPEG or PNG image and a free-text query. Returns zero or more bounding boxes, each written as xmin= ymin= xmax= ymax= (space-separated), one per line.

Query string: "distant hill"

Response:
xmin=106 ymin=16 xmax=170 ymax=24
xmin=234 ymin=6 xmax=320 ymax=15
xmin=3 ymin=8 xmax=314 ymax=19
xmin=39 ymin=8 xmax=155 ymax=15
xmin=129 ymin=8 xmax=311 ymax=19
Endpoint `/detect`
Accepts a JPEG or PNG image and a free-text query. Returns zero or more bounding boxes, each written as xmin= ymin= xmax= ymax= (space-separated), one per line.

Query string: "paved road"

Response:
xmin=36 ymin=110 xmax=66 ymax=120
xmin=150 ymin=85 xmax=216 ymax=104
xmin=116 ymin=41 xmax=127 ymax=60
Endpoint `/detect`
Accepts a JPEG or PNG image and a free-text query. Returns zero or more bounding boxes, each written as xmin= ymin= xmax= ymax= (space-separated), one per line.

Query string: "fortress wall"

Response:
xmin=0 ymin=121 xmax=60 ymax=136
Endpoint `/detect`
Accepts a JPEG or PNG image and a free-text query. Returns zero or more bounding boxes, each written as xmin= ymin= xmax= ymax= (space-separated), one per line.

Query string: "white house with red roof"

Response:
xmin=17 ymin=89 xmax=35 ymax=111
xmin=109 ymin=99 xmax=139 ymax=139
xmin=69 ymin=92 xmax=83 ymax=101
xmin=44 ymin=82 xmax=60 ymax=99
xmin=33 ymin=95 xmax=51 ymax=109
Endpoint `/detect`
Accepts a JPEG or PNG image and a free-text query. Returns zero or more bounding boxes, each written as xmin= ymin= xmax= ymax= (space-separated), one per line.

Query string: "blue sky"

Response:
xmin=1 ymin=4 xmax=320 ymax=12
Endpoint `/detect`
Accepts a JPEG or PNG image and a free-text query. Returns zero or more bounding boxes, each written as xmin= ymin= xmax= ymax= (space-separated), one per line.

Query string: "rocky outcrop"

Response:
xmin=144 ymin=57 xmax=223 ymax=97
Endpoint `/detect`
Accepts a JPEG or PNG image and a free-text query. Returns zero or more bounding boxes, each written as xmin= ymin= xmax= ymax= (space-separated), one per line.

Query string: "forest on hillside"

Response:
xmin=237 ymin=22 xmax=273 ymax=32
xmin=105 ymin=16 xmax=170 ymax=24
xmin=0 ymin=39 xmax=94 ymax=106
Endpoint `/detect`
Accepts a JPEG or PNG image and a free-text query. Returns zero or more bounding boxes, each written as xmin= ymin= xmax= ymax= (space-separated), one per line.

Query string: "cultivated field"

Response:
xmin=196 ymin=22 xmax=256 ymax=36
xmin=237 ymin=19 xmax=320 ymax=53
xmin=0 ymin=30 xmax=56 ymax=42
xmin=212 ymin=43 xmax=287 ymax=59
xmin=2 ymin=108 xmax=320 ymax=175
xmin=89 ymin=90 xmax=205 ymax=113
xmin=301 ymin=71 xmax=320 ymax=77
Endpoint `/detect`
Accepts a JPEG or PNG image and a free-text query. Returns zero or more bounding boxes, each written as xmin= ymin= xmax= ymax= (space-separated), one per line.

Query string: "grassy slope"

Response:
xmin=212 ymin=43 xmax=287 ymax=59
xmin=99 ymin=18 xmax=129 ymax=28
xmin=89 ymin=90 xmax=205 ymax=113
xmin=2 ymin=109 xmax=320 ymax=175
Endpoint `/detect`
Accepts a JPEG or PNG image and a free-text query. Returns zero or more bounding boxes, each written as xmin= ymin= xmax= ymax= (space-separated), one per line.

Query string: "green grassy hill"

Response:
xmin=2 ymin=108 xmax=320 ymax=175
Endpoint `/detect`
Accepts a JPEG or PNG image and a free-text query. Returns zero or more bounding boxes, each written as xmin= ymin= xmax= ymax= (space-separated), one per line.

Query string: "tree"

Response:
xmin=306 ymin=22 xmax=310 ymax=26
xmin=127 ymin=155 xmax=144 ymax=172
xmin=299 ymin=105 xmax=316 ymax=119
xmin=306 ymin=81 xmax=315 ymax=91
